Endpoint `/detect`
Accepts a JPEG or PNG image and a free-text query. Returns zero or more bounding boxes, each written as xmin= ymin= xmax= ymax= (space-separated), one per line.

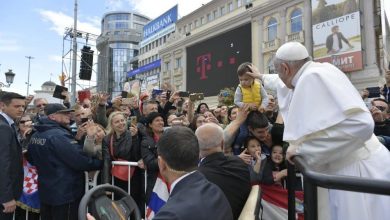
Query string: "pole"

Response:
xmin=71 ymin=0 xmax=78 ymax=104
xmin=25 ymin=56 xmax=34 ymax=96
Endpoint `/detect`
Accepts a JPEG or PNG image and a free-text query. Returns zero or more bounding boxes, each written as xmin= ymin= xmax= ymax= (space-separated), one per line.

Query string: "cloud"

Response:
xmin=131 ymin=0 xmax=209 ymax=18
xmin=0 ymin=33 xmax=21 ymax=52
xmin=48 ymin=55 xmax=62 ymax=63
xmin=104 ymin=0 xmax=211 ymax=19
xmin=38 ymin=9 xmax=100 ymax=36
xmin=105 ymin=0 xmax=126 ymax=11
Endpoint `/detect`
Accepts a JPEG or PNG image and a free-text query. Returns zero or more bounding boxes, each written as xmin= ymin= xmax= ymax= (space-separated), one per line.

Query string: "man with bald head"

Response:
xmin=196 ymin=123 xmax=251 ymax=219
xmin=252 ymin=42 xmax=390 ymax=220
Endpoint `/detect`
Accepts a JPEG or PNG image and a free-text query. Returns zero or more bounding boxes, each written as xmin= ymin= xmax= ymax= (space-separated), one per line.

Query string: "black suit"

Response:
xmin=153 ymin=171 xmax=233 ymax=220
xmin=0 ymin=114 xmax=23 ymax=219
xmin=198 ymin=152 xmax=251 ymax=219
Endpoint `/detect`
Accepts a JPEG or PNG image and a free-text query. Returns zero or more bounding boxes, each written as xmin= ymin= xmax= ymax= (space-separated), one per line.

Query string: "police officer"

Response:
xmin=28 ymin=104 xmax=102 ymax=220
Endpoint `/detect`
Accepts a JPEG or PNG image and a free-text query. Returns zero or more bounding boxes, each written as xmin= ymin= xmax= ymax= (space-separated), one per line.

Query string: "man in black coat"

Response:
xmin=154 ymin=126 xmax=233 ymax=220
xmin=0 ymin=92 xmax=26 ymax=219
xmin=28 ymin=104 xmax=102 ymax=220
xmin=196 ymin=123 xmax=251 ymax=219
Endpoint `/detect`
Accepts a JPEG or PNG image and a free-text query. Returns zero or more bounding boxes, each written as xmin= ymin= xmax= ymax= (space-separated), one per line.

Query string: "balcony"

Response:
xmin=173 ymin=67 xmax=183 ymax=77
xmin=262 ymin=38 xmax=280 ymax=53
xmin=285 ymin=31 xmax=304 ymax=43
xmin=162 ymin=71 xmax=171 ymax=79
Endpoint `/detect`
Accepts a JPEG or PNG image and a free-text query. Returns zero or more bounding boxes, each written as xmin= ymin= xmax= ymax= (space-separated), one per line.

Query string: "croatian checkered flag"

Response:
xmin=17 ymin=159 xmax=40 ymax=212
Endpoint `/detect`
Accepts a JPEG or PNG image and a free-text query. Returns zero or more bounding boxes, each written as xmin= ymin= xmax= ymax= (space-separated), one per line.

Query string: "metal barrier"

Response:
xmin=84 ymin=161 xmax=146 ymax=219
xmin=111 ymin=161 xmax=139 ymax=195
xmin=287 ymin=155 xmax=390 ymax=220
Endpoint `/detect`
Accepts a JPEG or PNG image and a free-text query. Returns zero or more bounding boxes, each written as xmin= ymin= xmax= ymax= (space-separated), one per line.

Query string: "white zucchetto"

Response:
xmin=275 ymin=42 xmax=309 ymax=61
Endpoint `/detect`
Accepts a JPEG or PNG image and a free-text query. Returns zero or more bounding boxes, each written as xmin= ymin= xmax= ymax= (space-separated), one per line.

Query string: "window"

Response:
xmin=267 ymin=17 xmax=277 ymax=41
xmin=134 ymin=23 xmax=144 ymax=30
xmin=195 ymin=20 xmax=199 ymax=27
xmin=290 ymin=9 xmax=303 ymax=33
xmin=175 ymin=57 xmax=182 ymax=68
xmin=268 ymin=55 xmax=275 ymax=74
xmin=165 ymin=61 xmax=171 ymax=71
xmin=213 ymin=10 xmax=218 ymax=19
xmin=228 ymin=2 xmax=234 ymax=12
xmin=237 ymin=0 xmax=242 ymax=8
xmin=114 ymin=31 xmax=120 ymax=35
xmin=189 ymin=23 xmax=193 ymax=31
xmin=220 ymin=6 xmax=226 ymax=15
xmin=115 ymin=22 xmax=128 ymax=29
xmin=207 ymin=13 xmax=213 ymax=21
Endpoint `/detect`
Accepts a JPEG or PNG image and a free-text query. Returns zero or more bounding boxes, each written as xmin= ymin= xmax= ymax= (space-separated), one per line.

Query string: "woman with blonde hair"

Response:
xmin=101 ymin=111 xmax=143 ymax=208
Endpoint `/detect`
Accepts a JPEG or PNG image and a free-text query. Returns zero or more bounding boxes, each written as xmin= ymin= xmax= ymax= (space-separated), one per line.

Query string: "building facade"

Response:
xmin=32 ymin=81 xmax=63 ymax=104
xmin=127 ymin=5 xmax=178 ymax=94
xmin=159 ymin=0 xmax=387 ymax=103
xmin=96 ymin=11 xmax=150 ymax=95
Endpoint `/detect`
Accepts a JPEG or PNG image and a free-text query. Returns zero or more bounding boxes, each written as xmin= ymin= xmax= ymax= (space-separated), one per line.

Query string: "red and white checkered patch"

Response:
xmin=23 ymin=167 xmax=38 ymax=194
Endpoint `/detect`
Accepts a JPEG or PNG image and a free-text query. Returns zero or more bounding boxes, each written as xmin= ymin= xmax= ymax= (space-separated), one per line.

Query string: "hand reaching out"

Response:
xmin=238 ymin=149 xmax=252 ymax=165
xmin=247 ymin=64 xmax=262 ymax=79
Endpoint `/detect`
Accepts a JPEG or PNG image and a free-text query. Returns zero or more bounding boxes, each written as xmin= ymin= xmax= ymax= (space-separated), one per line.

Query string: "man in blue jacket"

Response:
xmin=28 ymin=104 xmax=102 ymax=220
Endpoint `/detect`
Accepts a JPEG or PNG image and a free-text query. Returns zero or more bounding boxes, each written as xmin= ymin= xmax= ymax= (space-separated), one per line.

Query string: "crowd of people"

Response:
xmin=1 ymin=42 xmax=390 ymax=220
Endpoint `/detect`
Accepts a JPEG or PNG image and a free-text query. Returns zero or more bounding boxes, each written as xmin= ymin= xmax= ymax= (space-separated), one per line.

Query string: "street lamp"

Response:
xmin=25 ymin=56 xmax=34 ymax=96
xmin=0 ymin=69 xmax=16 ymax=89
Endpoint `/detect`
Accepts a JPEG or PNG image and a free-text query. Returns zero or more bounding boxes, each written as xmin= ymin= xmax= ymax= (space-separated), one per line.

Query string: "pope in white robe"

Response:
xmin=255 ymin=42 xmax=390 ymax=220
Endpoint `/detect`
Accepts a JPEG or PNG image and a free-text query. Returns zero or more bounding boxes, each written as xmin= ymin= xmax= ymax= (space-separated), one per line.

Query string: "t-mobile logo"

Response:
xmin=196 ymin=53 xmax=212 ymax=80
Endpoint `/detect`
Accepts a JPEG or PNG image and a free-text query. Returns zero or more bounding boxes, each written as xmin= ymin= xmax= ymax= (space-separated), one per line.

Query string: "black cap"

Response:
xmin=44 ymin=103 xmax=74 ymax=115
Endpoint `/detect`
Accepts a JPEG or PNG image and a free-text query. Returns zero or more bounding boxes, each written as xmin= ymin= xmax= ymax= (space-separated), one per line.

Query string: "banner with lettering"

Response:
xmin=311 ymin=0 xmax=362 ymax=72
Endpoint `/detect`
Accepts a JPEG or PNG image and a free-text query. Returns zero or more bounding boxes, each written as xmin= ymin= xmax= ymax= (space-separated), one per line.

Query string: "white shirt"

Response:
xmin=170 ymin=170 xmax=196 ymax=194
xmin=332 ymin=34 xmax=340 ymax=51
xmin=0 ymin=112 xmax=15 ymax=126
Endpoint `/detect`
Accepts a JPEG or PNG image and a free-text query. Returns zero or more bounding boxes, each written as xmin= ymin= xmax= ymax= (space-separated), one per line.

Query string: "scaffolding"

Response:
xmin=61 ymin=27 xmax=100 ymax=97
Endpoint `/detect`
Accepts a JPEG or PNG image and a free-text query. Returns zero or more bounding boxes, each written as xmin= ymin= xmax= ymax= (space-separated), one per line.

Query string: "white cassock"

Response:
xmin=263 ymin=61 xmax=390 ymax=220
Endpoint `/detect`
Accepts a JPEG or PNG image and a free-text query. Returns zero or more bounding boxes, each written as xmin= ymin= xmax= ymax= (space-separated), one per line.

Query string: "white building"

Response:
xmin=32 ymin=81 xmax=63 ymax=104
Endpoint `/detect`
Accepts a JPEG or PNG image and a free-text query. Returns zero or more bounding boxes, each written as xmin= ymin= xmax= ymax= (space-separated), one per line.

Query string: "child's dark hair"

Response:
xmin=270 ymin=144 xmax=286 ymax=170
xmin=240 ymin=136 xmax=261 ymax=153
xmin=237 ymin=62 xmax=252 ymax=77
xmin=244 ymin=136 xmax=261 ymax=148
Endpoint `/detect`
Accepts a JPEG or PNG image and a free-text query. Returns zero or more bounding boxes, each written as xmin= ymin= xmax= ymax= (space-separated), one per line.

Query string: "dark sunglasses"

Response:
xmin=20 ymin=120 xmax=32 ymax=124
xmin=36 ymin=104 xmax=47 ymax=108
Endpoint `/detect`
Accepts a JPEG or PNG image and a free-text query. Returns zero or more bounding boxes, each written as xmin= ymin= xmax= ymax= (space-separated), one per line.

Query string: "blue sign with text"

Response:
xmin=143 ymin=5 xmax=178 ymax=39
xmin=127 ymin=59 xmax=161 ymax=77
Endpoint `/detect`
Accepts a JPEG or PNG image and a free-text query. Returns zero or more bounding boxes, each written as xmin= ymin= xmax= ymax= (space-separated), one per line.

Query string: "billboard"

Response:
xmin=140 ymin=73 xmax=160 ymax=94
xmin=123 ymin=80 xmax=141 ymax=98
xmin=143 ymin=5 xmax=178 ymax=40
xmin=312 ymin=0 xmax=362 ymax=72
xmin=186 ymin=23 xmax=252 ymax=96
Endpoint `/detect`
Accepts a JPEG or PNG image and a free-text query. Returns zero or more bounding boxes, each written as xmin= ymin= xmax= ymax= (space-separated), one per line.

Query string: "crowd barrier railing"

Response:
xmin=84 ymin=161 xmax=146 ymax=219
xmin=287 ymin=155 xmax=390 ymax=220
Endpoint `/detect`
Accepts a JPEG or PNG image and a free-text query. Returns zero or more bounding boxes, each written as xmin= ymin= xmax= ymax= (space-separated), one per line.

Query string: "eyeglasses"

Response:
xmin=36 ymin=104 xmax=47 ymax=108
xmin=19 ymin=120 xmax=32 ymax=124
xmin=374 ymin=106 xmax=387 ymax=112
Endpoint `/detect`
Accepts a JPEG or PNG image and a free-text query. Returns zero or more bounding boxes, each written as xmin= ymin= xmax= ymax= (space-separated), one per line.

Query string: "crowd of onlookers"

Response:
xmin=3 ymin=65 xmax=390 ymax=220
xmin=1 ymin=84 xmax=292 ymax=219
